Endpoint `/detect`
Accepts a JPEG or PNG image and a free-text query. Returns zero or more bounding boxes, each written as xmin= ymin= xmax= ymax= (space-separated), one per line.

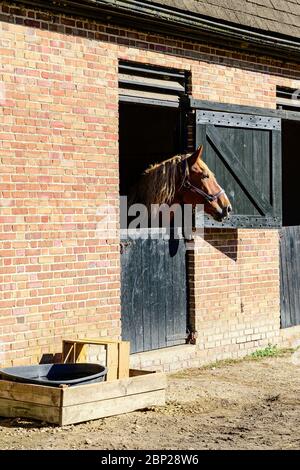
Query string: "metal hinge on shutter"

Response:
xmin=119 ymin=60 xmax=187 ymax=107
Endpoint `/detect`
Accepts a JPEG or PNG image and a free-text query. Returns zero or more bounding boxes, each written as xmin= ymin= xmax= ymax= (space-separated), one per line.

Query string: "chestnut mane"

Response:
xmin=129 ymin=152 xmax=213 ymax=210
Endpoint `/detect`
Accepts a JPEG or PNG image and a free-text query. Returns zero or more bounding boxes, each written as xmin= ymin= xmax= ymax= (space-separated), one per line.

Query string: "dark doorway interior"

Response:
xmin=119 ymin=101 xmax=189 ymax=353
xmin=282 ymin=120 xmax=300 ymax=227
xmin=119 ymin=102 xmax=183 ymax=197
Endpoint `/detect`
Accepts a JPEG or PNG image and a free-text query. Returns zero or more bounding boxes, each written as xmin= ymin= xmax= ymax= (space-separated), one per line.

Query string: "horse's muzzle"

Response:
xmin=217 ymin=205 xmax=232 ymax=222
xmin=223 ymin=205 xmax=232 ymax=218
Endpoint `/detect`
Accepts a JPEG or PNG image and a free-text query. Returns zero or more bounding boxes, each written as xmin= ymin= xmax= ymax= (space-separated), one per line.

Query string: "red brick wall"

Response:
xmin=190 ymin=230 xmax=281 ymax=359
xmin=0 ymin=2 xmax=121 ymax=366
xmin=0 ymin=2 xmax=299 ymax=366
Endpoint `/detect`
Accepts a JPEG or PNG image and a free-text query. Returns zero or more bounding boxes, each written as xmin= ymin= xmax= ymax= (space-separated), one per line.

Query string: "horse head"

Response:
xmin=179 ymin=146 xmax=232 ymax=222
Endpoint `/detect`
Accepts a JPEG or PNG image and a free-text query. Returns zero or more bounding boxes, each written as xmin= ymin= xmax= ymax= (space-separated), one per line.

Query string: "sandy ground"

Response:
xmin=0 ymin=353 xmax=300 ymax=450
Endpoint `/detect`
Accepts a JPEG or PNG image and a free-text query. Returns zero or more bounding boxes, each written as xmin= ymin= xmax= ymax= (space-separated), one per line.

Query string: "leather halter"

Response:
xmin=181 ymin=157 xmax=226 ymax=204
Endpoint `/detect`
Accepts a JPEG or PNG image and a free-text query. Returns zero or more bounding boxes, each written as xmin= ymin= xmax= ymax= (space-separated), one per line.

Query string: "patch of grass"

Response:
xmin=247 ymin=344 xmax=296 ymax=360
xmin=250 ymin=344 xmax=283 ymax=359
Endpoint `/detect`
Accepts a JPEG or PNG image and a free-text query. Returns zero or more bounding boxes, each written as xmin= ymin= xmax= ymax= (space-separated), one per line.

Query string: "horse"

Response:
xmin=129 ymin=145 xmax=232 ymax=223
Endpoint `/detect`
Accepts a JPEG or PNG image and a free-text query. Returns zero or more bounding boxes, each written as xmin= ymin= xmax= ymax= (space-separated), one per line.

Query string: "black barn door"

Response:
xmin=121 ymin=238 xmax=188 ymax=354
xmin=280 ymin=227 xmax=300 ymax=328
xmin=193 ymin=103 xmax=282 ymax=228
xmin=280 ymin=121 xmax=300 ymax=329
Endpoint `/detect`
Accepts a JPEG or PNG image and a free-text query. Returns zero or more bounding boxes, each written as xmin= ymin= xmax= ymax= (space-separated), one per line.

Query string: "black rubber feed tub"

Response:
xmin=0 ymin=363 xmax=107 ymax=387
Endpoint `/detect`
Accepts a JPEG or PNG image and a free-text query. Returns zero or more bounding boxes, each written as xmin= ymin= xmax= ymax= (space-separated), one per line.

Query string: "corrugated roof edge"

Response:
xmin=9 ymin=0 xmax=300 ymax=62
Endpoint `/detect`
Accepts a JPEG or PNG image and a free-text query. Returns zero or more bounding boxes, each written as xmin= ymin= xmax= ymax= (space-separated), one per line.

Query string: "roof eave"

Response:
xmin=12 ymin=0 xmax=300 ymax=62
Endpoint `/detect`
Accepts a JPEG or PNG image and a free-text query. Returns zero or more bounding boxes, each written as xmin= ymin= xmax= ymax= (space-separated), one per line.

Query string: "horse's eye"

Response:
xmin=202 ymin=174 xmax=209 ymax=180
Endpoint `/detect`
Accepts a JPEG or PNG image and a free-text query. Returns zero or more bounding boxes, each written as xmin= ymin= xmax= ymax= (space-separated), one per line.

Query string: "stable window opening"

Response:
xmin=119 ymin=61 xmax=189 ymax=198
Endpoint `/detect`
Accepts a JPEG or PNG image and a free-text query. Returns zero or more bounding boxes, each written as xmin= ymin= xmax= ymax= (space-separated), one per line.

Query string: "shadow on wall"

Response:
xmin=204 ymin=228 xmax=238 ymax=262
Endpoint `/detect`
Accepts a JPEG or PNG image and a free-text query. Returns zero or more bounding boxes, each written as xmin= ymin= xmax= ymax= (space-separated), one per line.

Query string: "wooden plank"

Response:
xmin=177 ymin=240 xmax=188 ymax=344
xmin=106 ymin=343 xmax=119 ymax=382
xmin=63 ymin=338 xmax=124 ymax=345
xmin=149 ymin=239 xmax=159 ymax=351
xmin=281 ymin=227 xmax=295 ymax=328
xmin=62 ymin=342 xmax=74 ymax=363
xmin=277 ymin=97 xmax=300 ymax=109
xmin=119 ymin=73 xmax=185 ymax=93
xmin=285 ymin=228 xmax=293 ymax=327
xmin=280 ymin=230 xmax=290 ymax=328
xmin=121 ymin=239 xmax=134 ymax=350
xmin=0 ymin=398 xmax=60 ymax=424
xmin=119 ymin=63 xmax=185 ymax=80
xmin=165 ymin=239 xmax=174 ymax=347
xmin=129 ymin=369 xmax=157 ymax=377
xmin=215 ymin=127 xmax=243 ymax=215
xmin=287 ymin=228 xmax=295 ymax=328
xmin=131 ymin=240 xmax=144 ymax=353
xmin=281 ymin=228 xmax=292 ymax=328
xmin=190 ymin=99 xmax=282 ymax=118
xmin=117 ymin=341 xmax=130 ymax=379
xmin=206 ymin=124 xmax=273 ymax=215
xmin=284 ymin=231 xmax=292 ymax=326
xmin=0 ymin=380 xmax=62 ymax=407
xmin=271 ymin=129 xmax=282 ymax=218
xmin=119 ymin=95 xmax=180 ymax=108
xmin=157 ymin=240 xmax=167 ymax=349
xmin=295 ymin=227 xmax=300 ymax=327
xmin=119 ymin=88 xmax=180 ymax=103
xmin=142 ymin=238 xmax=152 ymax=352
xmin=62 ymin=342 xmax=86 ymax=364
xmin=62 ymin=372 xmax=167 ymax=407
xmin=190 ymin=98 xmax=300 ymax=122
xmin=197 ymin=110 xmax=281 ymax=130
xmin=259 ymin=130 xmax=271 ymax=203
xmin=0 ymin=370 xmax=166 ymax=426
xmin=121 ymin=235 xmax=187 ymax=353
xmin=233 ymin=127 xmax=254 ymax=215
xmin=63 ymin=339 xmax=130 ymax=379
xmin=291 ymin=227 xmax=300 ymax=327
xmin=61 ymin=389 xmax=166 ymax=426
xmin=77 ymin=344 xmax=87 ymax=363
xmin=202 ymin=214 xmax=281 ymax=229
xmin=290 ymin=227 xmax=300 ymax=327
xmin=196 ymin=121 xmax=207 ymax=158
xmin=166 ymin=239 xmax=187 ymax=346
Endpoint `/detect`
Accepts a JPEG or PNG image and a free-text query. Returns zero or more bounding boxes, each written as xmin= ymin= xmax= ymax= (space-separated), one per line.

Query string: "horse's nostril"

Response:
xmin=227 ymin=206 xmax=232 ymax=214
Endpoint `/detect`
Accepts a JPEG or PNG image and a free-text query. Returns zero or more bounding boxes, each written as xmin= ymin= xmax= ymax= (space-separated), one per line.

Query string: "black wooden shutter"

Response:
xmin=192 ymin=102 xmax=282 ymax=228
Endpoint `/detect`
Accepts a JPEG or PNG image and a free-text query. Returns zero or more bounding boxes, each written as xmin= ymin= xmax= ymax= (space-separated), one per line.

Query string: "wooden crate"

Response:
xmin=0 ymin=370 xmax=167 ymax=426
xmin=62 ymin=338 xmax=130 ymax=382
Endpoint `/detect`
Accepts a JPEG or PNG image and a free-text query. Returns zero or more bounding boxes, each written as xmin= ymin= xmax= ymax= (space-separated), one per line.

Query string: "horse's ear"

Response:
xmin=189 ymin=145 xmax=203 ymax=165
xmin=196 ymin=145 xmax=204 ymax=160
